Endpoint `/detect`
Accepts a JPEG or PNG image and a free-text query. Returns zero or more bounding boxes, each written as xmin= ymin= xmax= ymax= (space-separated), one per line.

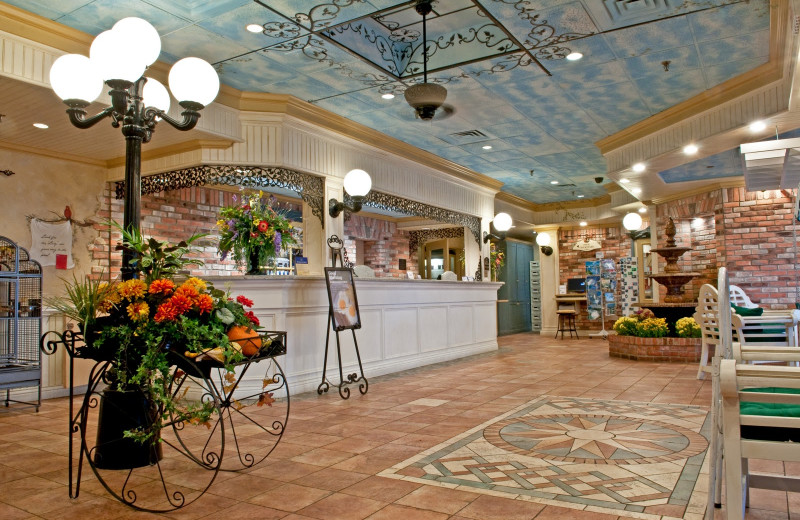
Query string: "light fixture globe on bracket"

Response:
xmin=483 ymin=212 xmax=512 ymax=243
xmin=329 ymin=169 xmax=372 ymax=217
xmin=49 ymin=17 xmax=220 ymax=280
xmin=535 ymin=232 xmax=553 ymax=256
xmin=403 ymin=0 xmax=449 ymax=121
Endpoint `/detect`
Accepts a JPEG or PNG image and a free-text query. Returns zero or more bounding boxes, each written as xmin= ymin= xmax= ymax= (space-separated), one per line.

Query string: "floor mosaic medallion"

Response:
xmin=380 ymin=396 xmax=711 ymax=520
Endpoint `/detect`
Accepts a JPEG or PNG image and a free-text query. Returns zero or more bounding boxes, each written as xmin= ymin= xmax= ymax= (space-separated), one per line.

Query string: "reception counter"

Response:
xmin=209 ymin=276 xmax=503 ymax=395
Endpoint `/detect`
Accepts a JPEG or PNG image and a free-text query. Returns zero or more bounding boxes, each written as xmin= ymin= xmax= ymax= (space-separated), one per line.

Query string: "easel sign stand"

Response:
xmin=318 ymin=236 xmax=368 ymax=399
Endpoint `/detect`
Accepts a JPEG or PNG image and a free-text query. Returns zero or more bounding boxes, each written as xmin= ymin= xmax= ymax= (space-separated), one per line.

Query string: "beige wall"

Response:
xmin=0 ymin=147 xmax=106 ymax=296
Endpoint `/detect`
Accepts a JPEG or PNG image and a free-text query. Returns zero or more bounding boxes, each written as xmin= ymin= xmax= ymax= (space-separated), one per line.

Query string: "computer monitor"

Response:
xmin=567 ymin=278 xmax=586 ymax=293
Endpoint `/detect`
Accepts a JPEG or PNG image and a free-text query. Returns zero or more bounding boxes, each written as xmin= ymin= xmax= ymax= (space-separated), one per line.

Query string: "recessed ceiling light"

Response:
xmin=620 ymin=178 xmax=630 ymax=183
xmin=381 ymin=93 xmax=395 ymax=100
xmin=683 ymin=144 xmax=698 ymax=155
xmin=579 ymin=221 xmax=587 ymax=226
xmin=482 ymin=145 xmax=492 ymax=150
xmin=638 ymin=207 xmax=647 ymax=214
xmin=749 ymin=120 xmax=767 ymax=132
xmin=246 ymin=23 xmax=262 ymax=33
xmin=632 ymin=188 xmax=642 ymax=195
xmin=550 ymin=180 xmax=559 ymax=184
xmin=632 ymin=163 xmax=645 ymax=172
xmin=566 ymin=52 xmax=583 ymax=61
xmin=33 ymin=123 xmax=48 ymax=129
xmin=577 ymin=194 xmax=585 ymax=198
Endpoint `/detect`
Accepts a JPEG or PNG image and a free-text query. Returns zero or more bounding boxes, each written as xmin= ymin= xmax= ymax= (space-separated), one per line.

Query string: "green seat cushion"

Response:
xmin=741 ymin=387 xmax=800 ymax=441
xmin=733 ymin=304 xmax=763 ymax=316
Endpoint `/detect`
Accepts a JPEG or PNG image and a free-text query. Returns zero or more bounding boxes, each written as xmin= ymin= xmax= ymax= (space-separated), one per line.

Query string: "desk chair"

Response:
xmin=555 ymin=301 xmax=578 ymax=339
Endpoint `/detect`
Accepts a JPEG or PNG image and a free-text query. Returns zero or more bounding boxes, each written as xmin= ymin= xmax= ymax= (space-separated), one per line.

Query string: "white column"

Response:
xmin=325 ymin=176 xmax=344 ymax=267
xmin=537 ymin=227 xmax=560 ymax=336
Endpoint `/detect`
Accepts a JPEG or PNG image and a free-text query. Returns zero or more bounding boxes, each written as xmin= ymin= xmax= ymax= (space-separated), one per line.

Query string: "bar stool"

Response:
xmin=555 ymin=302 xmax=579 ymax=339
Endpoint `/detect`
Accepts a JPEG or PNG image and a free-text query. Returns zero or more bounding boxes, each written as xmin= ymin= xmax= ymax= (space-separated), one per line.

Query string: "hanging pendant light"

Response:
xmin=404 ymin=0 xmax=447 ymax=120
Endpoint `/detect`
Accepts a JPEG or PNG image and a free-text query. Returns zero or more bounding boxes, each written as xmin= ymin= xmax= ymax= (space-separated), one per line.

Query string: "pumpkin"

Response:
xmin=227 ymin=325 xmax=262 ymax=356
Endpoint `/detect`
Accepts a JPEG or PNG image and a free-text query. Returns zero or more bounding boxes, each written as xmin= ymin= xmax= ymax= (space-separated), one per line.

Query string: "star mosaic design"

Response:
xmin=381 ymin=396 xmax=711 ymax=519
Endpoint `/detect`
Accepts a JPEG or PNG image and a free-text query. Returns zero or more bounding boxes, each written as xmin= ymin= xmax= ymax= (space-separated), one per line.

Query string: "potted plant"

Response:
xmin=216 ymin=191 xmax=297 ymax=274
xmin=48 ymin=223 xmax=270 ymax=468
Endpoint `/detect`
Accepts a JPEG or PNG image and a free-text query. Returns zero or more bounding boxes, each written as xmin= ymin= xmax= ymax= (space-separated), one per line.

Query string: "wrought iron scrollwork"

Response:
xmin=115 ymin=165 xmax=325 ymax=227
xmin=409 ymin=227 xmax=466 ymax=255
xmin=346 ymin=190 xmax=481 ymax=246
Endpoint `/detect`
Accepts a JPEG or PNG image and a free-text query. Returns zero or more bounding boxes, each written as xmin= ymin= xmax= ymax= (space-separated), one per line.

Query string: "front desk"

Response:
xmin=210 ymin=276 xmax=503 ymax=395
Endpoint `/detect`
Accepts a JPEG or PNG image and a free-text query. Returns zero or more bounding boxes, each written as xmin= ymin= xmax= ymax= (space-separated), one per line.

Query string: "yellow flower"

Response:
xmin=117 ymin=279 xmax=147 ymax=300
xmin=184 ymin=277 xmax=207 ymax=291
xmin=126 ymin=301 xmax=149 ymax=322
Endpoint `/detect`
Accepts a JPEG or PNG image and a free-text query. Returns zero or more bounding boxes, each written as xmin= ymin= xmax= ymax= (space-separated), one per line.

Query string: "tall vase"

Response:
xmin=247 ymin=248 xmax=264 ymax=275
xmin=94 ymin=388 xmax=162 ymax=469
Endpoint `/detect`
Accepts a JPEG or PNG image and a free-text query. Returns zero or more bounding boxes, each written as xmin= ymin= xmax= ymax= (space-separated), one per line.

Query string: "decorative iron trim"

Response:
xmin=1 ymin=169 xmax=15 ymax=176
xmin=115 ymin=165 xmax=325 ymax=227
xmin=408 ymin=227 xmax=466 ymax=255
xmin=345 ymin=190 xmax=481 ymax=246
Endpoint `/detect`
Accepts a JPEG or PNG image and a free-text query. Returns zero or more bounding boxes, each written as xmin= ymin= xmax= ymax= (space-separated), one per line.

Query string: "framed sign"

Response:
xmin=325 ymin=267 xmax=361 ymax=331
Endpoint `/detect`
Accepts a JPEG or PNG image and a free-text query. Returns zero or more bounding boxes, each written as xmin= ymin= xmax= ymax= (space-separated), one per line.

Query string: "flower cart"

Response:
xmin=41 ymin=225 xmax=290 ymax=511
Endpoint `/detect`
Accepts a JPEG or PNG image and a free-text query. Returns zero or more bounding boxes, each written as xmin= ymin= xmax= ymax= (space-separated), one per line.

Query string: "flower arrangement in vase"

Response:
xmin=217 ymin=191 xmax=297 ymax=274
xmin=490 ymin=244 xmax=505 ymax=281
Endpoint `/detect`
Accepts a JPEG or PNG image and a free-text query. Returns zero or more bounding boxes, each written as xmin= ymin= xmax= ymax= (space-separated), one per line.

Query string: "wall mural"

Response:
xmin=115 ymin=165 xmax=326 ymax=226
xmin=346 ymin=190 xmax=482 ymax=246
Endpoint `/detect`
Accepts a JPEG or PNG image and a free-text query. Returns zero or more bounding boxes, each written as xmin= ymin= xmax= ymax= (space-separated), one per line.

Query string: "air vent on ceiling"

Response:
xmin=451 ymin=129 xmax=487 ymax=139
xmin=553 ymin=183 xmax=577 ymax=187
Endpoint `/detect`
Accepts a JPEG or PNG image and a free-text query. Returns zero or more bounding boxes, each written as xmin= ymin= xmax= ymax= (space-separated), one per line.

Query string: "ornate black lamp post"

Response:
xmin=49 ymin=17 xmax=220 ymax=279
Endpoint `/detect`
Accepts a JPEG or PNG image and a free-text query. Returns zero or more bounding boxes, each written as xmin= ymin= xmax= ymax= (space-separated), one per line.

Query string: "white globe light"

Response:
xmin=535 ymin=233 xmax=551 ymax=246
xmin=113 ymin=17 xmax=161 ymax=66
xmin=493 ymin=212 xmax=512 ymax=232
xmin=343 ymin=169 xmax=371 ymax=197
xmin=90 ymin=30 xmax=146 ymax=82
xmin=623 ymin=212 xmax=643 ymax=231
xmin=49 ymin=54 xmax=103 ymax=102
xmin=168 ymin=57 xmax=220 ymax=106
xmin=142 ymin=77 xmax=170 ymax=112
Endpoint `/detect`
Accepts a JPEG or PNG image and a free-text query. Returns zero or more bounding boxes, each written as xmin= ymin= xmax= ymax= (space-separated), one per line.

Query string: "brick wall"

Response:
xmin=721 ymin=188 xmax=798 ymax=307
xmin=558 ymin=226 xmax=630 ymax=331
xmin=343 ymin=214 xmax=414 ymax=277
xmin=91 ymin=185 xmax=302 ymax=279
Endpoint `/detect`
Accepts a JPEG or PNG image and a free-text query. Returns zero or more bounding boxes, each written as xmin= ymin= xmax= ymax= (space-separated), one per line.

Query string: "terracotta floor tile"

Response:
xmin=210 ymin=501 xmax=288 ymax=520
xmin=297 ymin=492 xmax=383 ymax=520
xmin=299 ymin=467 xmax=370 ymax=491
xmin=341 ymin=476 xmax=421 ymax=502
xmin=365 ymin=503 xmax=449 ymax=520
xmin=248 ymin=482 xmax=331 ymax=512
xmin=290 ymin=447 xmax=355 ymax=467
xmin=394 ymin=485 xmax=477 ymax=515
xmin=456 ymin=494 xmax=545 ymax=520
xmin=533 ymin=505 xmax=621 ymax=519
xmin=0 ymin=502 xmax=35 ymax=520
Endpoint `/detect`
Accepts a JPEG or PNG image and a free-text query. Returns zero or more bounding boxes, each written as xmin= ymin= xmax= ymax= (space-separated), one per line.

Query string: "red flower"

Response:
xmin=257 ymin=220 xmax=269 ymax=232
xmin=236 ymin=295 xmax=254 ymax=307
xmin=250 ymin=232 xmax=258 ymax=238
xmin=245 ymin=310 xmax=260 ymax=326
xmin=242 ymin=204 xmax=250 ymax=210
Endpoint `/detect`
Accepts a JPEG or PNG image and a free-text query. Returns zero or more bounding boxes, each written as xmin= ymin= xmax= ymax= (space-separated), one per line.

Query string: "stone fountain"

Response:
xmin=648 ymin=217 xmax=700 ymax=303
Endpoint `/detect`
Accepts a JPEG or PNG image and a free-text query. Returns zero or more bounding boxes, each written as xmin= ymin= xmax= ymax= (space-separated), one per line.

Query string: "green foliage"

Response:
xmin=113 ymin=221 xmax=205 ymax=283
xmin=676 ymin=317 xmax=702 ymax=338
xmin=635 ymin=317 xmax=669 ymax=338
xmin=45 ymin=274 xmax=116 ymax=332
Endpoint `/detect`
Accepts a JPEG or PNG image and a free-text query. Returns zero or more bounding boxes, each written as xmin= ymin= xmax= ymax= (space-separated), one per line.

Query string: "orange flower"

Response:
xmin=117 ymin=279 xmax=147 ymax=300
xmin=184 ymin=277 xmax=207 ymax=291
xmin=175 ymin=284 xmax=199 ymax=300
xmin=154 ymin=302 xmax=178 ymax=323
xmin=196 ymin=294 xmax=213 ymax=314
xmin=148 ymin=279 xmax=175 ymax=296
xmin=169 ymin=293 xmax=193 ymax=314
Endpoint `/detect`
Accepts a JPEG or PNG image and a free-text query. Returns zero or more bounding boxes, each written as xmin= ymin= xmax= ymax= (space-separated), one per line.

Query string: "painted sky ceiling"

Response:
xmin=7 ymin=0 xmax=772 ymax=203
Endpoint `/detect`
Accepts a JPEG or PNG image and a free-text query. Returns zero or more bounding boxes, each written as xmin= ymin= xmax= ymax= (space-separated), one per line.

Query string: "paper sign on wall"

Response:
xmin=30 ymin=219 xmax=74 ymax=268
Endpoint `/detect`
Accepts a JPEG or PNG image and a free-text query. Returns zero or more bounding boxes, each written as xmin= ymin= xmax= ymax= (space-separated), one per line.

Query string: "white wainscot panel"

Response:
xmin=252 ymin=310 xmax=277 ymax=331
xmin=474 ymin=303 xmax=499 ymax=343
xmin=419 ymin=306 xmax=449 ymax=353
xmin=284 ymin=309 xmax=330 ymax=377
xmin=323 ymin=308 xmax=383 ymax=371
xmin=384 ymin=307 xmax=419 ymax=359
xmin=448 ymin=305 xmax=475 ymax=347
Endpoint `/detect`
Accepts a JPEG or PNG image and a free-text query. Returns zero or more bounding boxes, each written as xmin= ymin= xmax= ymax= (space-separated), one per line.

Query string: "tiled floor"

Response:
xmin=0 ymin=333 xmax=795 ymax=519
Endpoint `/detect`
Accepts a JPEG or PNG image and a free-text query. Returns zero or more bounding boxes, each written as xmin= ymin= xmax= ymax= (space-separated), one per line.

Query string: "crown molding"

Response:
xmin=650 ymin=179 xmax=745 ymax=205
xmin=596 ymin=1 xmax=789 ymax=155
xmin=0 ymin=140 xmax=106 ymax=166
xmin=104 ymin=139 xmax=235 ymax=169
xmin=0 ymin=2 xmax=92 ymax=54
xmin=495 ymin=191 xmax=611 ymax=212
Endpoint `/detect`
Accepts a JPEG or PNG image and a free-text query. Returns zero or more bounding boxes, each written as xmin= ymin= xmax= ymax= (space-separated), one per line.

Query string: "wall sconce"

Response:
xmin=535 ymin=232 xmax=553 ymax=256
xmin=623 ymin=212 xmax=643 ymax=237
xmin=329 ymin=169 xmax=372 ymax=217
xmin=482 ymin=212 xmax=512 ymax=242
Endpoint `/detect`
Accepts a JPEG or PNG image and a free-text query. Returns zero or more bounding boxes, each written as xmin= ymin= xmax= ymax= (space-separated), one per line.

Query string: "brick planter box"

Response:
xmin=608 ymin=334 xmax=702 ymax=362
